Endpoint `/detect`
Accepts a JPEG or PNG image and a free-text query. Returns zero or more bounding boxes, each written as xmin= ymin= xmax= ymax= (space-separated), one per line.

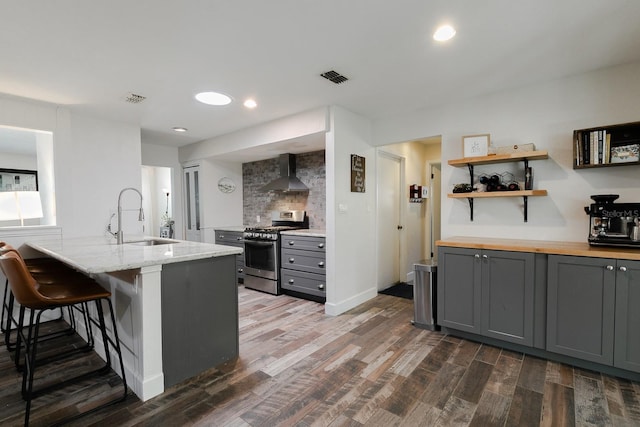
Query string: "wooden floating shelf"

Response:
xmin=448 ymin=190 xmax=548 ymax=199
xmin=448 ymin=150 xmax=548 ymax=166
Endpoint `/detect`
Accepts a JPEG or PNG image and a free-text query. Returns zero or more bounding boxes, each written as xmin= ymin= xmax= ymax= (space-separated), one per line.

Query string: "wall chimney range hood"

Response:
xmin=260 ymin=154 xmax=309 ymax=192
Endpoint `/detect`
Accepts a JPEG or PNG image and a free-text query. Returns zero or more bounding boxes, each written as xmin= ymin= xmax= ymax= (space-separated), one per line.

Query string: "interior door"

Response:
xmin=377 ymin=151 xmax=403 ymax=290
xmin=184 ymin=165 xmax=201 ymax=242
xmin=430 ymin=163 xmax=442 ymax=260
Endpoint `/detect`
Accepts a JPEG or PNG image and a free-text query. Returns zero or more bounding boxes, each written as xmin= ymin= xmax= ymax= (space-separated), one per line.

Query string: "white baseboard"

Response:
xmin=324 ymin=286 xmax=378 ymax=316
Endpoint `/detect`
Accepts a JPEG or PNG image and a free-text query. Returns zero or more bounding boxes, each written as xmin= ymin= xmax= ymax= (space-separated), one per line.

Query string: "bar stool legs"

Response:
xmin=18 ymin=298 xmax=128 ymax=426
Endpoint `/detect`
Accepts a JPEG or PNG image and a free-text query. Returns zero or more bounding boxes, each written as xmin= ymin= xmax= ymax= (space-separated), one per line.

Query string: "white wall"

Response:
xmin=372 ymin=61 xmax=640 ymax=243
xmin=199 ymin=158 xmax=243 ymax=243
xmin=325 ymin=106 xmax=377 ymax=315
xmin=0 ymin=94 xmax=143 ymax=239
xmin=179 ymin=107 xmax=329 ymax=162
xmin=0 ymin=152 xmax=36 ymax=170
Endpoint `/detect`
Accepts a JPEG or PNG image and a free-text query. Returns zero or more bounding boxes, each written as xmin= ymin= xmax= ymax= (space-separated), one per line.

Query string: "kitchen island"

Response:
xmin=25 ymin=236 xmax=243 ymax=401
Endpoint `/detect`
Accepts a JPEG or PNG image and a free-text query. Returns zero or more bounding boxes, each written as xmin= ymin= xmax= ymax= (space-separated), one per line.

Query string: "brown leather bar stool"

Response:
xmin=0 ymin=251 xmax=128 ymax=426
xmin=0 ymin=244 xmax=93 ymax=355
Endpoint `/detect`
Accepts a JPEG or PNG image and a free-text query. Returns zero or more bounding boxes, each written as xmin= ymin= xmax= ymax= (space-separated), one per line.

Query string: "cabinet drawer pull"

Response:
xmin=606 ymin=265 xmax=614 ymax=271
xmin=318 ymin=284 xmax=325 ymax=290
xmin=474 ymin=254 xmax=480 ymax=258
xmin=318 ymin=243 xmax=325 ymax=248
xmin=288 ymin=241 xmax=295 ymax=245
xmin=620 ymin=266 xmax=627 ymax=272
xmin=289 ymin=279 xmax=295 ymax=284
xmin=238 ymin=268 xmax=243 ymax=273
xmin=318 ymin=261 xmax=325 ymax=267
xmin=482 ymin=254 xmax=488 ymax=259
xmin=236 ymin=237 xmax=242 ymax=241
xmin=289 ymin=257 xmax=295 ymax=263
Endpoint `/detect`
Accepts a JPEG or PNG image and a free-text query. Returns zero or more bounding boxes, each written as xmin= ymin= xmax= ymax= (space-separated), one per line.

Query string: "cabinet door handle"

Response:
xmin=318 ymin=243 xmax=325 ymax=248
xmin=236 ymin=237 xmax=242 ymax=241
xmin=482 ymin=254 xmax=488 ymax=259
xmin=238 ymin=268 xmax=243 ymax=273
xmin=318 ymin=261 xmax=325 ymax=267
xmin=606 ymin=265 xmax=614 ymax=271
xmin=318 ymin=284 xmax=325 ymax=290
xmin=289 ymin=257 xmax=295 ymax=263
xmin=474 ymin=254 xmax=480 ymax=259
xmin=289 ymin=279 xmax=295 ymax=284
xmin=620 ymin=266 xmax=627 ymax=272
xmin=288 ymin=241 xmax=295 ymax=246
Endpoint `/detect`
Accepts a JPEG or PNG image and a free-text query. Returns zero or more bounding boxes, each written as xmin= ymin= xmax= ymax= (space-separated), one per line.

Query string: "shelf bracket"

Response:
xmin=523 ymin=196 xmax=528 ymax=222
xmin=468 ymin=197 xmax=474 ymax=221
xmin=467 ymin=164 xmax=474 ymax=187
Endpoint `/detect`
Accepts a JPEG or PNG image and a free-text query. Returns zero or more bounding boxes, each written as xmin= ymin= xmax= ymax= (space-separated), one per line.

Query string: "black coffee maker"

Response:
xmin=585 ymin=194 xmax=640 ymax=247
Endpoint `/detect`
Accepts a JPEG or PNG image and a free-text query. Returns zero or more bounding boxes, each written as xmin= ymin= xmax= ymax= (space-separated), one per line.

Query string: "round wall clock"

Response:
xmin=217 ymin=177 xmax=236 ymax=193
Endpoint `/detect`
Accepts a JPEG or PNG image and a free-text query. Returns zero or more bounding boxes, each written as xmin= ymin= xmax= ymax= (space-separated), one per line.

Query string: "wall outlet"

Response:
xmin=256 ymin=215 xmax=260 ymax=223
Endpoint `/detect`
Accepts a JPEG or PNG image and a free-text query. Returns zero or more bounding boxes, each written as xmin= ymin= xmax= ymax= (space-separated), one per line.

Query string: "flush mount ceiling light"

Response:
xmin=195 ymin=91 xmax=232 ymax=106
xmin=243 ymin=99 xmax=257 ymax=109
xmin=433 ymin=25 xmax=456 ymax=42
xmin=172 ymin=127 xmax=188 ymax=132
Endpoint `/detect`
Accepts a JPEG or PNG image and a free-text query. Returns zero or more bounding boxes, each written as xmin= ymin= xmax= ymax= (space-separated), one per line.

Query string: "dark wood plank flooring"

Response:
xmin=2 ymin=287 xmax=640 ymax=426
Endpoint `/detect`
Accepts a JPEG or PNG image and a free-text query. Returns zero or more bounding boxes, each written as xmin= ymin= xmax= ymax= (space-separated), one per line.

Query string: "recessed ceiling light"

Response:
xmin=172 ymin=127 xmax=188 ymax=132
xmin=244 ymin=99 xmax=257 ymax=109
xmin=433 ymin=25 xmax=456 ymax=42
xmin=195 ymin=91 xmax=232 ymax=106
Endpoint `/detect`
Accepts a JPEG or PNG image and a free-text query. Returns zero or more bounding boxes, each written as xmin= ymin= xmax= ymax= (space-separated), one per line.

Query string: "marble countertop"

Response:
xmin=281 ymin=229 xmax=326 ymax=237
xmin=212 ymin=226 xmax=246 ymax=232
xmin=26 ymin=236 xmax=243 ymax=274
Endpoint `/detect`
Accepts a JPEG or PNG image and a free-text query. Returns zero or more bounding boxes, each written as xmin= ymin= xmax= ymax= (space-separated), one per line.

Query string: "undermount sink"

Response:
xmin=125 ymin=239 xmax=178 ymax=246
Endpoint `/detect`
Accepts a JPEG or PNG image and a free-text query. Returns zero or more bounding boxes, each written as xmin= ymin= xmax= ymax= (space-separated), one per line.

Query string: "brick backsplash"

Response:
xmin=243 ymin=151 xmax=326 ymax=229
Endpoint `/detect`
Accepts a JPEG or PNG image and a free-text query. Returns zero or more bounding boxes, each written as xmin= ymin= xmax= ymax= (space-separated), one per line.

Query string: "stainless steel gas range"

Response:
xmin=243 ymin=210 xmax=308 ymax=295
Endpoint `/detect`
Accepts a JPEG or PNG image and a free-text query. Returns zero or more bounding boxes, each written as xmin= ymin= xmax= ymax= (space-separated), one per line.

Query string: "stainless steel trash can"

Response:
xmin=412 ymin=259 xmax=439 ymax=330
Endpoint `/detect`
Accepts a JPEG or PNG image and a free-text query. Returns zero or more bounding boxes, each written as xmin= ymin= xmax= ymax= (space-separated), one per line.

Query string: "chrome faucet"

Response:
xmin=114 ymin=187 xmax=144 ymax=244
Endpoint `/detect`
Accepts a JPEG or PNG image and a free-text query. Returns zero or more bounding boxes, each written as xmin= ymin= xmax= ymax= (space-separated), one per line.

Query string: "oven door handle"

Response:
xmin=245 ymin=241 xmax=276 ymax=247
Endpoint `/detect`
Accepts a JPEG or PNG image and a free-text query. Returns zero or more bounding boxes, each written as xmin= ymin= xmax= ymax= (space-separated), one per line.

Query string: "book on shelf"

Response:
xmin=576 ymin=129 xmax=613 ymax=166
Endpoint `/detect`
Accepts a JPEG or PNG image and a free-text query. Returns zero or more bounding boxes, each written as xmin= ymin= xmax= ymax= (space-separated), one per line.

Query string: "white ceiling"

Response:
xmin=1 ymin=1 xmax=640 ymax=155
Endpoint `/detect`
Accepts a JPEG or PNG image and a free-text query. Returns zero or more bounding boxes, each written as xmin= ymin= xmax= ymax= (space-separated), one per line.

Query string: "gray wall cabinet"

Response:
xmin=438 ymin=247 xmax=536 ymax=346
xmin=215 ymin=230 xmax=245 ymax=283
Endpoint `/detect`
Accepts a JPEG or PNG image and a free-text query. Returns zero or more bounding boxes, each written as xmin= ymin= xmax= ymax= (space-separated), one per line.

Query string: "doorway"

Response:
xmin=429 ymin=163 xmax=442 ymax=260
xmin=141 ymin=166 xmax=173 ymax=238
xmin=376 ymin=151 xmax=405 ymax=291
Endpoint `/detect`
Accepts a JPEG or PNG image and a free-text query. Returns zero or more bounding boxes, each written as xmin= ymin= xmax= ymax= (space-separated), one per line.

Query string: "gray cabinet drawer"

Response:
xmin=281 ymin=236 xmax=325 ymax=252
xmin=281 ymin=248 xmax=326 ymax=275
xmin=281 ymin=269 xmax=326 ymax=298
xmin=215 ymin=230 xmax=244 ymax=245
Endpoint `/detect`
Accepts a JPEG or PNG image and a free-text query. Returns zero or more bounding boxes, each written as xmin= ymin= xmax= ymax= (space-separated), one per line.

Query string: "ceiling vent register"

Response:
xmin=320 ymin=70 xmax=349 ymax=84
xmin=124 ymin=93 xmax=147 ymax=104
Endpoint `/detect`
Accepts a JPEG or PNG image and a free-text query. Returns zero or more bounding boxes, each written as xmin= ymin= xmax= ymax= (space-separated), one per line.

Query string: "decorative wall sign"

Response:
xmin=0 ymin=168 xmax=38 ymax=192
xmin=462 ymin=134 xmax=490 ymax=157
xmin=217 ymin=177 xmax=236 ymax=193
xmin=350 ymin=154 xmax=365 ymax=193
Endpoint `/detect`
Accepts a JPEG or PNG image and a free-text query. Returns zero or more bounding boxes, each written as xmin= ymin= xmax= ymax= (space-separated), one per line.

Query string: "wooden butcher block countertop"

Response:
xmin=437 ymin=236 xmax=640 ymax=261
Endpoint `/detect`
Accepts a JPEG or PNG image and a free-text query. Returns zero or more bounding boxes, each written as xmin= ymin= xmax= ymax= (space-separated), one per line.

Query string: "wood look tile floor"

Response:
xmin=2 ymin=287 xmax=640 ymax=426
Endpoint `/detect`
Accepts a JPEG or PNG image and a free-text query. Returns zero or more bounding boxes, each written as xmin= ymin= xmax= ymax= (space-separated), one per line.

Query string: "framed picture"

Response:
xmin=462 ymin=134 xmax=490 ymax=158
xmin=610 ymin=143 xmax=640 ymax=163
xmin=0 ymin=168 xmax=38 ymax=192
xmin=350 ymin=154 xmax=365 ymax=192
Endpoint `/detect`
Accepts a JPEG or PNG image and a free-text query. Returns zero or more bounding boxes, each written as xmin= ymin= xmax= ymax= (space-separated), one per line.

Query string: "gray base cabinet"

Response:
xmin=615 ymin=260 xmax=640 ymax=372
xmin=214 ymin=230 xmax=245 ymax=283
xmin=437 ymin=247 xmax=481 ymax=333
xmin=547 ymin=255 xmax=615 ymax=365
xmin=438 ymin=247 xmax=536 ymax=346
xmin=280 ymin=235 xmax=326 ymax=301
xmin=547 ymin=256 xmax=640 ymax=373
